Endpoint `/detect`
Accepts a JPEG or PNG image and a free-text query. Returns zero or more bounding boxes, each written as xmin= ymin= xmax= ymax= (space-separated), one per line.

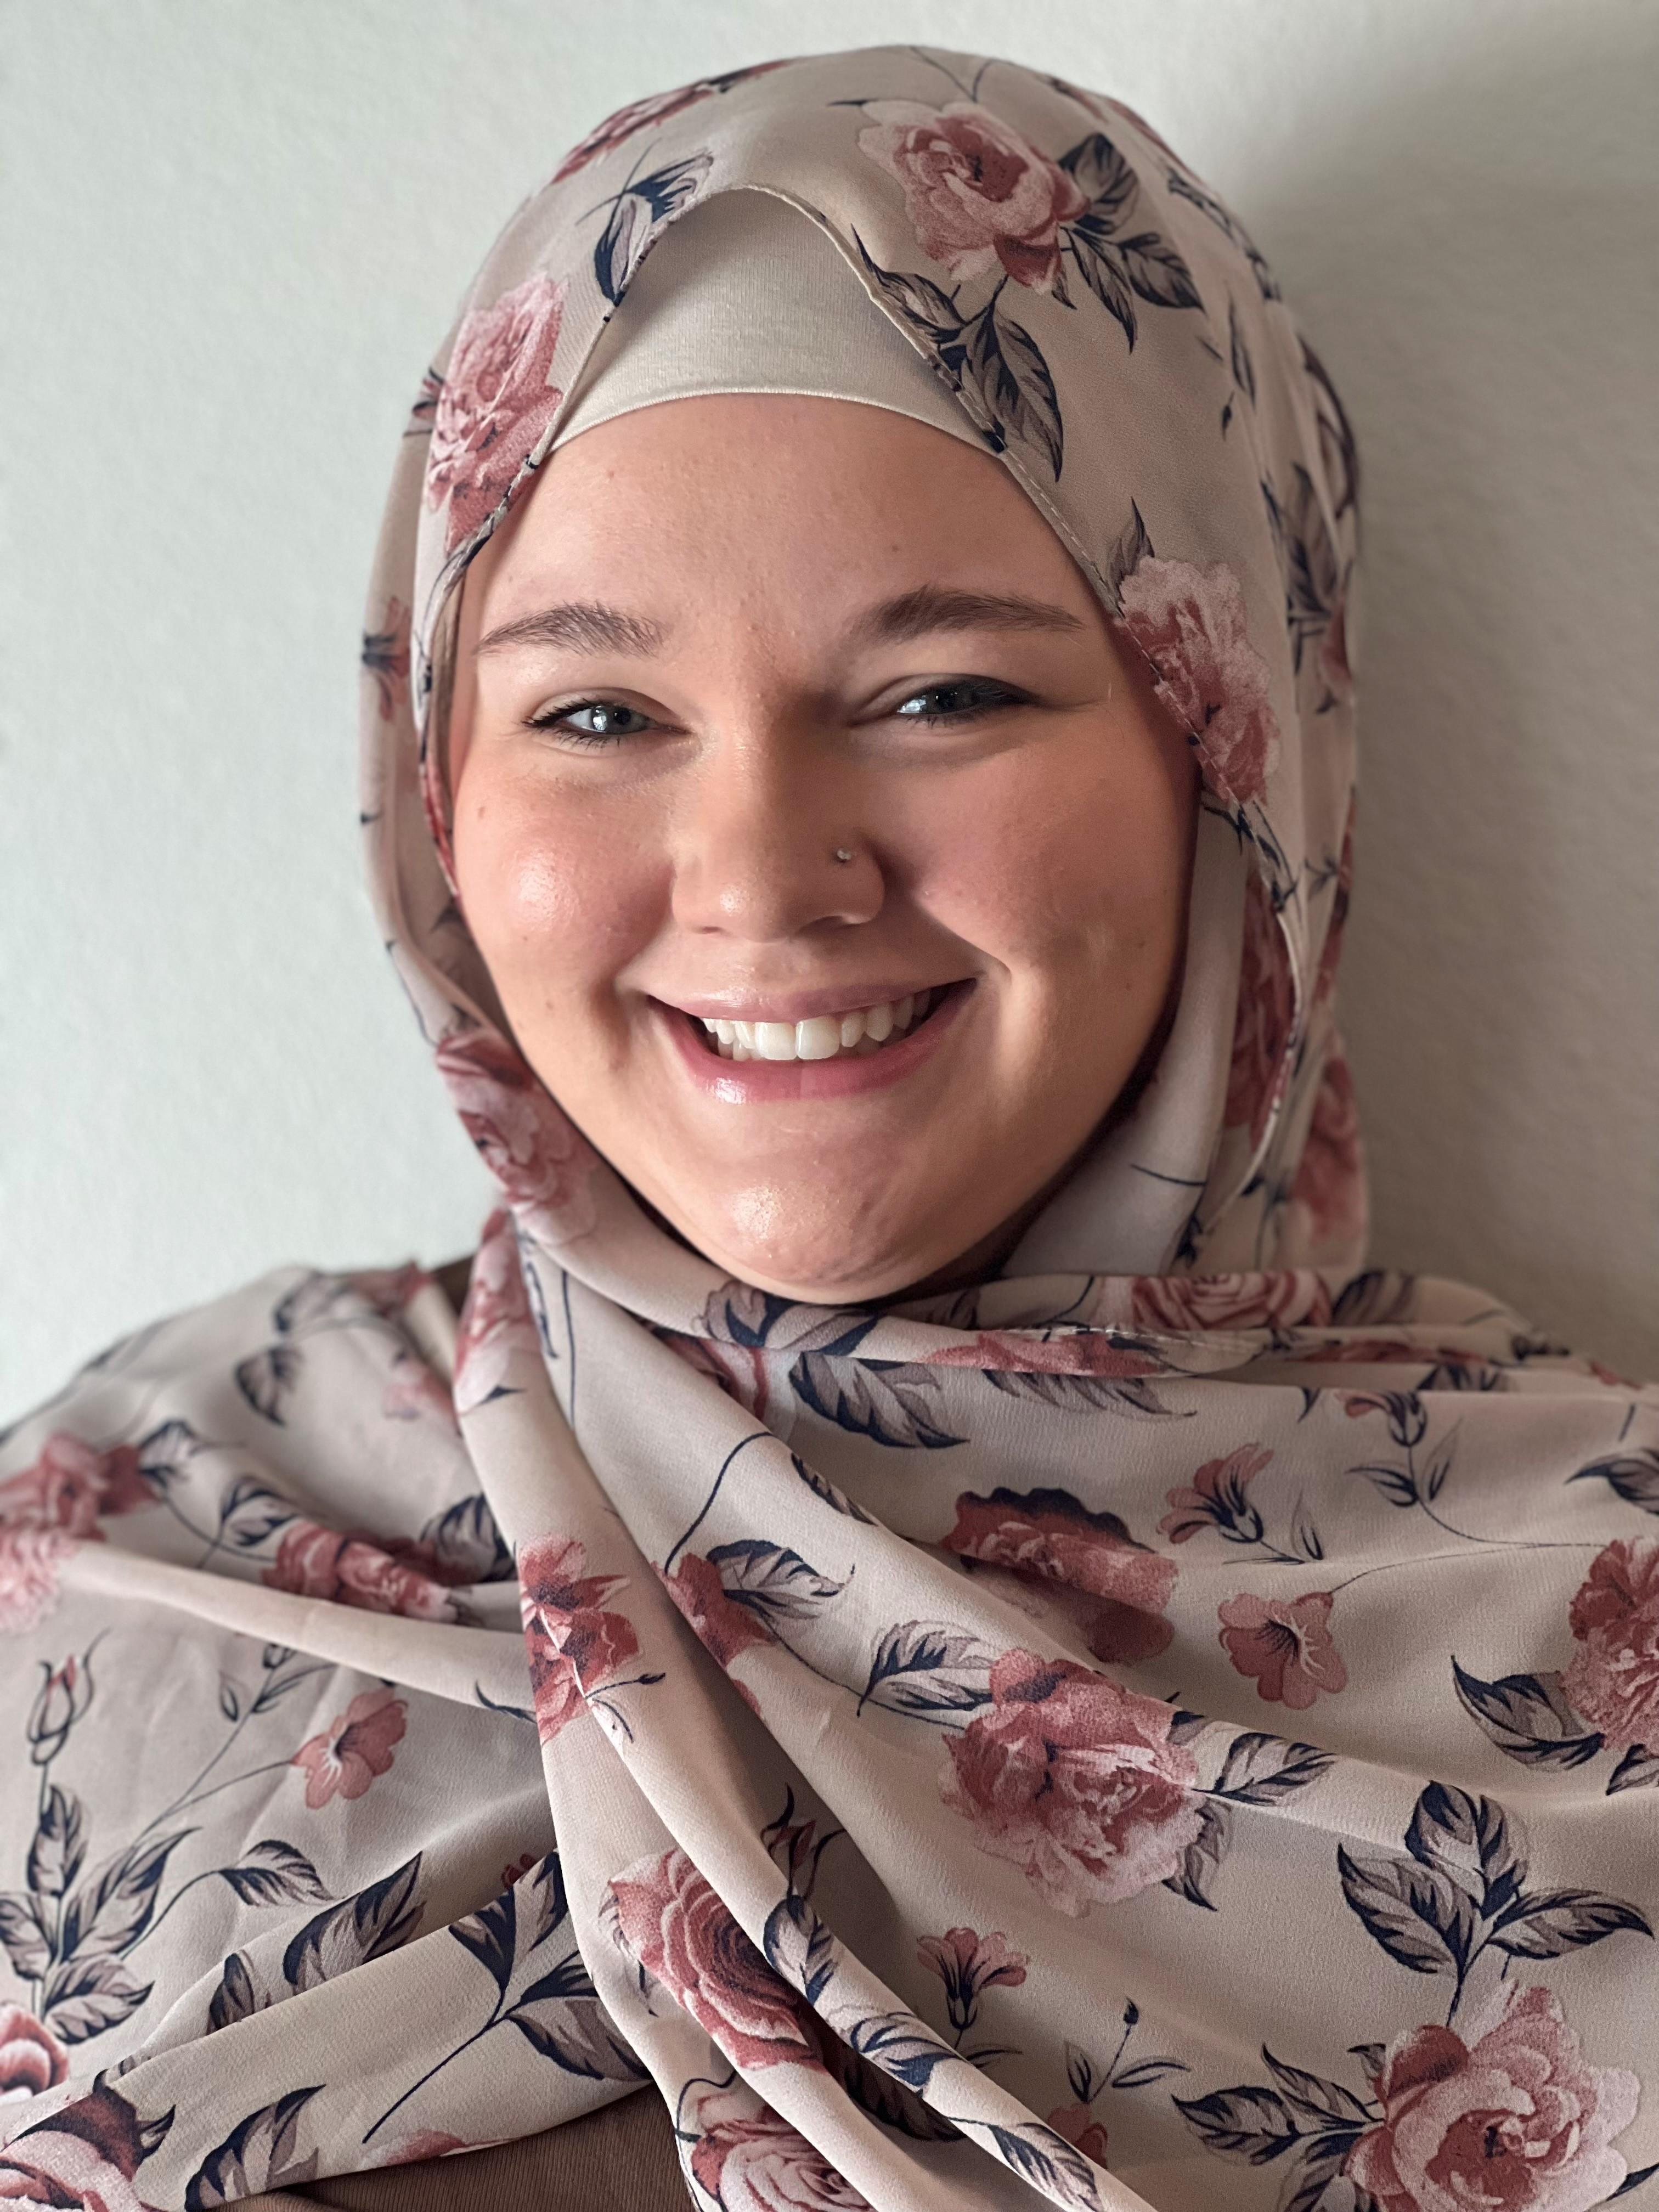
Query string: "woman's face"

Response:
xmin=449 ymin=395 xmax=1197 ymax=1301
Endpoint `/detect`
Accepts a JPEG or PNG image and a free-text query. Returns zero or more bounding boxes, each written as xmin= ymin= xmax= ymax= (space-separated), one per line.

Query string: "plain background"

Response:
xmin=3 ymin=0 xmax=1656 ymax=1418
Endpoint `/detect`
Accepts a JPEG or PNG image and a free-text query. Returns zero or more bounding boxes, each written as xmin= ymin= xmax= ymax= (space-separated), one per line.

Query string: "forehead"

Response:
xmin=468 ymin=391 xmax=1090 ymax=625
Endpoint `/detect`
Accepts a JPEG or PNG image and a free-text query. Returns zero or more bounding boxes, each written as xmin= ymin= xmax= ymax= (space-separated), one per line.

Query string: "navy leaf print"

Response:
xmin=60 ymin=1830 xmax=194 ymax=1961
xmin=41 ymin=1953 xmax=151 ymax=2044
xmin=1057 ymin=131 xmax=1138 ymax=218
xmin=0 ymin=1893 xmax=49 ymax=1980
xmin=853 ymin=234 xmax=962 ymax=342
xmin=422 ymin=1493 xmax=513 ymax=1582
xmin=27 ymin=1784 xmax=86 ymax=1898
xmin=1260 ymin=2049 xmax=1374 ymax=2128
xmin=281 ymin=1853 xmax=423 ymax=1991
xmin=1228 ymin=297 xmax=1257 ymax=409
xmin=1403 ymin=1784 xmax=1525 ymax=1912
xmin=1166 ymin=167 xmax=1282 ymax=300
xmin=857 ymin=1621 xmax=997 ymax=1718
xmin=452 ymin=1883 xmax=518 ymax=1995
xmin=1337 ymin=1844 xmax=1475 ymax=1976
xmin=763 ymin=1890 xmax=837 ymax=2006
xmin=1163 ymin=1797 xmax=1230 ymax=1910
xmin=1612 ymin=2160 xmax=1659 ymax=2199
xmin=1608 ymin=1743 xmax=1659 ymax=1793
xmin=1211 ymin=1733 xmax=1334 ymax=1807
xmin=705 ymin=1539 xmax=846 ymax=1622
xmin=206 ymin=1949 xmax=261 ymax=2033
xmin=983 ymin=1369 xmax=1187 ymax=1418
xmin=982 ymin=2121 xmax=1102 ymax=2208
xmin=509 ymin=1984 xmax=643 ymax=2079
xmin=791 ymin=1352 xmax=965 ymax=1448
xmin=216 ymin=1839 xmax=330 ymax=1909
xmin=790 ymin=1450 xmax=876 ymax=1525
xmin=184 ymin=2086 xmax=323 ymax=2209
xmin=593 ymin=153 xmax=714 ymax=303
xmin=1567 ymin=1449 xmax=1659 ymax=1513
xmin=847 ymin=2008 xmax=956 ymax=2090
xmin=818 ymin=2032 xmax=962 ymax=2142
xmin=1487 ymin=1888 xmax=1652 ymax=1958
xmin=1103 ymin=500 xmax=1154 ymax=606
xmin=958 ymin=297 xmax=1063 ymax=476
xmin=1172 ymin=2082 xmax=1302 ymax=2162
xmin=1451 ymin=1659 xmax=1604 ymax=1768
xmin=234 ymin=1344 xmax=303 ymax=1425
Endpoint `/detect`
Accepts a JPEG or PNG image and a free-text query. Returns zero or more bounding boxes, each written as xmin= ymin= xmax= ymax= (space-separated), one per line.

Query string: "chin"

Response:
xmin=695 ymin=1214 xmax=949 ymax=1307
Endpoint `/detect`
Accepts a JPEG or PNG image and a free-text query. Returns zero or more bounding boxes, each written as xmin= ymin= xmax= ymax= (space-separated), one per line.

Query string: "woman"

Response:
xmin=2 ymin=45 xmax=1655 ymax=2212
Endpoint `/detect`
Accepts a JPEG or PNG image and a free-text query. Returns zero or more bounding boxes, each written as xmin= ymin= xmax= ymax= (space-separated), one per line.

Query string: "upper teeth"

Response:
xmin=698 ymin=990 xmax=934 ymax=1062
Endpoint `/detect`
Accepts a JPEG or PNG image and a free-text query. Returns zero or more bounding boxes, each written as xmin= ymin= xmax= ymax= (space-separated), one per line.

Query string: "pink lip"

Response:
xmin=661 ymin=981 xmax=973 ymax=1102
xmin=666 ymin=981 xmax=967 ymax=1024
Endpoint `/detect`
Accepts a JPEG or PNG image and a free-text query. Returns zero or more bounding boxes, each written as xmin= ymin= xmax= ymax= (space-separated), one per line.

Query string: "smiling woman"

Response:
xmin=3 ymin=43 xmax=1657 ymax=2212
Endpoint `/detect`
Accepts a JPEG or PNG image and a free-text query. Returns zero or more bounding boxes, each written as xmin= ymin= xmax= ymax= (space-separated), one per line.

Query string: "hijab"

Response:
xmin=4 ymin=46 xmax=1658 ymax=2212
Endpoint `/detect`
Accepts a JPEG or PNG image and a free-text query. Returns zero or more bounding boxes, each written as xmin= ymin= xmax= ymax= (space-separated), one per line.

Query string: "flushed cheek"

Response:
xmin=457 ymin=795 xmax=662 ymax=997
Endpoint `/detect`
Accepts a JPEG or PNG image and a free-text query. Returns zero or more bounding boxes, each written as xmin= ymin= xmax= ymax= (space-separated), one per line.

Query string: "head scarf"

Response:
xmin=4 ymin=47 xmax=1657 ymax=2212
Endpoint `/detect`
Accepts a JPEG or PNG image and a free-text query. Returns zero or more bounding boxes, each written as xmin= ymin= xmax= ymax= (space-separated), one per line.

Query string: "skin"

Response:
xmin=445 ymin=394 xmax=1197 ymax=1305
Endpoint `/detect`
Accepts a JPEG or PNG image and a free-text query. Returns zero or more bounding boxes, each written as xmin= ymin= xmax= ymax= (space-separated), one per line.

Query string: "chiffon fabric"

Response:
xmin=4 ymin=46 xmax=1659 ymax=2212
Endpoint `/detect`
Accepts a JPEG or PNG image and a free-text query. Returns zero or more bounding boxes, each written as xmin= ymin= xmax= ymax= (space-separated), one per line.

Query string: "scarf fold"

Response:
xmin=4 ymin=47 xmax=1657 ymax=2212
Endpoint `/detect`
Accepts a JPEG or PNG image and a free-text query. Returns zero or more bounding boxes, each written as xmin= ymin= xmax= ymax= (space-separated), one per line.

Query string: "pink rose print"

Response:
xmin=551 ymin=63 xmax=786 ymax=183
xmin=663 ymin=1553 xmax=774 ymax=1673
xmin=435 ymin=1031 xmax=599 ymax=1243
xmin=26 ymin=1653 xmax=94 ymax=1762
xmin=925 ymin=1330 xmax=1163 ymax=1379
xmin=0 ymin=2083 xmax=160 ymax=2209
xmin=291 ymin=1686 xmax=407 ymax=1809
xmin=518 ymin=1533 xmax=640 ymax=1744
xmin=1564 ymin=1537 xmax=1659 ymax=1751
xmin=1130 ymin=1270 xmax=1331 ymax=1334
xmin=608 ymin=1847 xmax=817 ymax=2070
xmin=687 ymin=2085 xmax=870 ymax=2210
xmin=1344 ymin=1982 xmax=1640 ymax=2212
xmin=858 ymin=101 xmax=1087 ymax=292
xmin=916 ymin=1926 xmax=1028 ymax=2036
xmin=1160 ymin=1444 xmax=1274 ymax=1543
xmin=944 ymin=1488 xmax=1176 ymax=1664
xmin=0 ymin=1529 xmax=74 ymax=1637
xmin=1116 ymin=557 xmax=1282 ymax=808
xmin=262 ymin=1520 xmax=458 ymax=1622
xmin=365 ymin=2130 xmax=470 ymax=2169
xmin=426 ymin=273 xmax=566 ymax=551
xmin=941 ymin=1650 xmax=1203 ymax=1913
xmin=0 ymin=1432 xmax=154 ymax=1539
xmin=1047 ymin=2102 xmax=1110 ymax=2168
xmin=1218 ymin=1589 xmax=1347 ymax=1709
xmin=0 ymin=2005 xmax=67 ymax=2100
xmin=453 ymin=1209 xmax=540 ymax=1415
xmin=502 ymin=1853 xmax=539 ymax=1891
xmin=1224 ymin=871 xmax=1297 ymax=1148
xmin=661 ymin=1330 xmax=774 ymax=1421
xmin=381 ymin=1355 xmax=459 ymax=1431
xmin=1289 ymin=1052 xmax=1367 ymax=1257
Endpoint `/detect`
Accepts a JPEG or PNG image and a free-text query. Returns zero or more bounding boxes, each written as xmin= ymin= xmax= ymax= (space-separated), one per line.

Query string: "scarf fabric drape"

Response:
xmin=5 ymin=46 xmax=1658 ymax=2212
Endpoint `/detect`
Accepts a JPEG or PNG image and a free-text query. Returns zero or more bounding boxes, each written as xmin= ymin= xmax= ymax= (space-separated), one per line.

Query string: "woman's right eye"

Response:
xmin=527 ymin=699 xmax=654 ymax=746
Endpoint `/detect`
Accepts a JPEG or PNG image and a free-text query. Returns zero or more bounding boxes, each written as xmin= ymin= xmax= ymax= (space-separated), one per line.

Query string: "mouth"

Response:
xmin=689 ymin=986 xmax=954 ymax=1064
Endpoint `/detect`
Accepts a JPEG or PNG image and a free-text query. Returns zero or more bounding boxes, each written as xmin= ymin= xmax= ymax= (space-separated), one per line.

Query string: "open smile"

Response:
xmin=657 ymin=980 xmax=973 ymax=1101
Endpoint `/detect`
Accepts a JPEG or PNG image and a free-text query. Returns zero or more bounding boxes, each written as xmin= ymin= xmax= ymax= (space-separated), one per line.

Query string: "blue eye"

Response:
xmin=894 ymin=680 xmax=1022 ymax=725
xmin=528 ymin=698 xmax=653 ymax=744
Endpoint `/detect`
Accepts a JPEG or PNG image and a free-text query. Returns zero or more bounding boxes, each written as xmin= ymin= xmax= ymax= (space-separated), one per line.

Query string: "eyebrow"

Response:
xmin=472 ymin=584 xmax=1085 ymax=662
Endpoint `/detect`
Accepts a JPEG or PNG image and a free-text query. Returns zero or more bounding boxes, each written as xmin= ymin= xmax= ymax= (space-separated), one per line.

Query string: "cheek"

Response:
xmin=452 ymin=769 xmax=659 ymax=995
xmin=913 ymin=743 xmax=1189 ymax=982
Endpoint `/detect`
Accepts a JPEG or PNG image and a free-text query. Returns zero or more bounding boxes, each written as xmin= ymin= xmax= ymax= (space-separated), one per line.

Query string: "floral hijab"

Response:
xmin=4 ymin=45 xmax=1658 ymax=2212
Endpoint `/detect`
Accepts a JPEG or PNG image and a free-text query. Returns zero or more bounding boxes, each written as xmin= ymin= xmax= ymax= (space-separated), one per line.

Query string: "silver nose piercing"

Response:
xmin=833 ymin=847 xmax=854 ymax=864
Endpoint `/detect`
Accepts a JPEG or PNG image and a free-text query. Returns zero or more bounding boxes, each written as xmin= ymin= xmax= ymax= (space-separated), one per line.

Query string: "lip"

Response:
xmin=665 ymin=981 xmax=969 ymax=1024
xmin=660 ymin=980 xmax=974 ymax=1102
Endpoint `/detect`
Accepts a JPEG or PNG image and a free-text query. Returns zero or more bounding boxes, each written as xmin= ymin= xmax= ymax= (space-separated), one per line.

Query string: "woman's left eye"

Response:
xmin=892 ymin=680 xmax=1023 ymax=726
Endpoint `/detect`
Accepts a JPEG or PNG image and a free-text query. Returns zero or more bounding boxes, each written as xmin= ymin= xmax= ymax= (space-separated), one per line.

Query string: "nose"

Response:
xmin=670 ymin=735 xmax=883 ymax=943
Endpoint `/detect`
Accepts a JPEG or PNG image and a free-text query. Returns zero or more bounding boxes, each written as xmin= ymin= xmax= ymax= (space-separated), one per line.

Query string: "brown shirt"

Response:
xmin=240 ymin=2086 xmax=687 ymax=2210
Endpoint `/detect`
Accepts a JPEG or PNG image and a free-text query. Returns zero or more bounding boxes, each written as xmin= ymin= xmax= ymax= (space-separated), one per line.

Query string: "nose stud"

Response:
xmin=833 ymin=847 xmax=854 ymax=865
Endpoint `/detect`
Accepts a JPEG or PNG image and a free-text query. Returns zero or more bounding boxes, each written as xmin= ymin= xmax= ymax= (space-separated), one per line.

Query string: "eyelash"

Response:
xmin=526 ymin=680 xmax=1025 ymax=748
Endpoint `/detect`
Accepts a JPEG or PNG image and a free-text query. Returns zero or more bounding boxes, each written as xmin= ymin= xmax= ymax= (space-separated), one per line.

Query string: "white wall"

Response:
xmin=4 ymin=0 xmax=1656 ymax=1417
